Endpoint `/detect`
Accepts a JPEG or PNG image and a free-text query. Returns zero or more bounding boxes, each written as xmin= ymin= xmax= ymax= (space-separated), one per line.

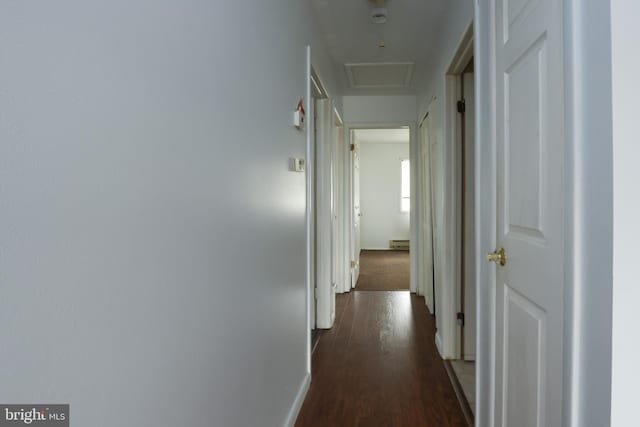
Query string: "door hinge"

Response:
xmin=351 ymin=260 xmax=356 ymax=268
xmin=350 ymin=143 xmax=355 ymax=151
xmin=456 ymin=312 xmax=465 ymax=326
xmin=314 ymin=287 xmax=318 ymax=300
xmin=457 ymin=99 xmax=466 ymax=114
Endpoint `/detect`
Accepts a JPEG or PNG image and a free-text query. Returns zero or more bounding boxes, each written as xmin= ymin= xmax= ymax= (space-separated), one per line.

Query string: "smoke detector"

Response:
xmin=371 ymin=8 xmax=388 ymax=24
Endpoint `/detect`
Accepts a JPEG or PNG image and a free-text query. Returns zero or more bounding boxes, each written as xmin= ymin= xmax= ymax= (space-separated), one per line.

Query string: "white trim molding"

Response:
xmin=343 ymin=122 xmax=418 ymax=294
xmin=283 ymin=373 xmax=311 ymax=427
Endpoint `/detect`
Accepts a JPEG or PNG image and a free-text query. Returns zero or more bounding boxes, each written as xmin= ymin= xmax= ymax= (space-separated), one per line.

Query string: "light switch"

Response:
xmin=293 ymin=110 xmax=305 ymax=129
xmin=290 ymin=158 xmax=305 ymax=172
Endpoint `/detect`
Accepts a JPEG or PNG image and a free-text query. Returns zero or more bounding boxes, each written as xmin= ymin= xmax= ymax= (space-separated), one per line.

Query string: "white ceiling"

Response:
xmin=354 ymin=128 xmax=410 ymax=144
xmin=345 ymin=62 xmax=414 ymax=88
xmin=311 ymin=0 xmax=448 ymax=94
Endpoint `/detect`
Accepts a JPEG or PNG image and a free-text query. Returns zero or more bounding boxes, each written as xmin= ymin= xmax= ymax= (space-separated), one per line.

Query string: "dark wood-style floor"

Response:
xmin=295 ymin=291 xmax=468 ymax=427
xmin=356 ymin=250 xmax=410 ymax=291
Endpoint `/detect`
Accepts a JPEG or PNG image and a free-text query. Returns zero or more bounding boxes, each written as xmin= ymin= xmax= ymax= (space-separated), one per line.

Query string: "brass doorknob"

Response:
xmin=486 ymin=247 xmax=507 ymax=266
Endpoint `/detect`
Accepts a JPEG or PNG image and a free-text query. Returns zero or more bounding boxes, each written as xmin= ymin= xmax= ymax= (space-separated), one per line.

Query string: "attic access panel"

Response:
xmin=345 ymin=62 xmax=414 ymax=89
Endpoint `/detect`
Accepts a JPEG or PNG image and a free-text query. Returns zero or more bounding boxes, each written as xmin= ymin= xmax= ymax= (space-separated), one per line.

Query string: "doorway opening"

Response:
xmin=349 ymin=128 xmax=411 ymax=292
xmin=447 ymin=55 xmax=476 ymax=424
xmin=308 ymin=63 xmax=337 ymax=358
xmin=312 ymin=67 xmax=333 ymax=331
xmin=422 ymin=24 xmax=476 ymax=426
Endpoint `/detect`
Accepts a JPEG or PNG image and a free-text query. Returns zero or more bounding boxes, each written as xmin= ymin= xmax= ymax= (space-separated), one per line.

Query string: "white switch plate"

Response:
xmin=293 ymin=110 xmax=305 ymax=129
xmin=290 ymin=158 xmax=305 ymax=172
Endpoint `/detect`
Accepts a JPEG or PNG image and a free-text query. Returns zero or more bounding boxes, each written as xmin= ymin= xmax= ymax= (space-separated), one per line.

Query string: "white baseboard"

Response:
xmin=435 ymin=332 xmax=444 ymax=358
xmin=283 ymin=373 xmax=311 ymax=427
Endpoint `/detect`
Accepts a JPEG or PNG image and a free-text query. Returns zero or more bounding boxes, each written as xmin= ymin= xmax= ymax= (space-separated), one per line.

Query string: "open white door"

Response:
xmin=492 ymin=0 xmax=565 ymax=425
xmin=350 ymin=139 xmax=361 ymax=288
xmin=311 ymin=67 xmax=335 ymax=329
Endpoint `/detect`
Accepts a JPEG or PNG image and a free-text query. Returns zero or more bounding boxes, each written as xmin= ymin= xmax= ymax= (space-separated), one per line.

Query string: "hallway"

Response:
xmin=295 ymin=291 xmax=467 ymax=427
xmin=0 ymin=1 xmax=630 ymax=425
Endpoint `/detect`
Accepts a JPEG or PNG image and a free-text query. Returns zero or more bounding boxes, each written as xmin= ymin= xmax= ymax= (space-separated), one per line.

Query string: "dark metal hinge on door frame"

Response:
xmin=457 ymin=99 xmax=466 ymax=114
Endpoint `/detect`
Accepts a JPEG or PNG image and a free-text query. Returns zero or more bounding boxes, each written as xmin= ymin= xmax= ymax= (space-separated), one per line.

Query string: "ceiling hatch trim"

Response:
xmin=345 ymin=62 xmax=415 ymax=89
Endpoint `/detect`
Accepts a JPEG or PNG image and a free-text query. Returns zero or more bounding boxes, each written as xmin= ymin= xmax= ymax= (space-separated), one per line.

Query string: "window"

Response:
xmin=401 ymin=159 xmax=410 ymax=212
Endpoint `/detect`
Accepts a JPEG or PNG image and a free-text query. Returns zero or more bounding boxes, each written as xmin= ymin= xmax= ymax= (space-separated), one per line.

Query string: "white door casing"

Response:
xmin=330 ymin=115 xmax=336 ymax=295
xmin=351 ymin=139 xmax=361 ymax=287
xmin=415 ymin=132 xmax=425 ymax=298
xmin=307 ymin=93 xmax=316 ymax=332
xmin=341 ymin=126 xmax=352 ymax=294
xmin=420 ymin=117 xmax=435 ymax=314
xmin=334 ymin=112 xmax=346 ymax=294
xmin=438 ymin=24 xmax=474 ymax=361
xmin=429 ymin=98 xmax=444 ymax=334
xmin=329 ymin=109 xmax=338 ymax=314
xmin=345 ymin=124 xmax=415 ymax=293
xmin=463 ymin=71 xmax=476 ymax=361
xmin=492 ymin=0 xmax=565 ymax=425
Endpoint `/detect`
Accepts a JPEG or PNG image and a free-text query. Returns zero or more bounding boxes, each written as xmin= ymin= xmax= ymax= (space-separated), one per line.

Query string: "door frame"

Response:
xmin=305 ymin=47 xmax=313 ymax=375
xmin=306 ymin=48 xmax=340 ymax=374
xmin=348 ymin=128 xmax=360 ymax=289
xmin=333 ymin=108 xmax=347 ymax=294
xmin=460 ymin=66 xmax=476 ymax=362
xmin=343 ymin=122 xmax=417 ymax=291
xmin=310 ymin=66 xmax=336 ymax=331
xmin=434 ymin=23 xmax=474 ymax=361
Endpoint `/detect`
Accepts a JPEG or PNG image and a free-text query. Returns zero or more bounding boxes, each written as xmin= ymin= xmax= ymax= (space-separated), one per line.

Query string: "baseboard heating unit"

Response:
xmin=389 ymin=240 xmax=410 ymax=251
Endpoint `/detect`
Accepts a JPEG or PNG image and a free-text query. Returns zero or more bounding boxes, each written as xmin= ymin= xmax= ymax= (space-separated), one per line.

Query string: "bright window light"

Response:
xmin=401 ymin=159 xmax=410 ymax=212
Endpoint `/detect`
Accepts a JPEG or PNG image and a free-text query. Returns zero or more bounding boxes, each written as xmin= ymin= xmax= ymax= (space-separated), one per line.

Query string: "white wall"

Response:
xmin=474 ymin=4 xmax=494 ymax=425
xmin=415 ymin=0 xmax=473 ymax=359
xmin=417 ymin=1 xmax=473 ymax=118
xmin=611 ymin=1 xmax=640 ymax=425
xmin=0 ymin=2 xmax=339 ymax=427
xmin=343 ymin=95 xmax=417 ymax=123
xmin=358 ymin=142 xmax=410 ymax=249
xmin=560 ymin=1 xmax=615 ymax=426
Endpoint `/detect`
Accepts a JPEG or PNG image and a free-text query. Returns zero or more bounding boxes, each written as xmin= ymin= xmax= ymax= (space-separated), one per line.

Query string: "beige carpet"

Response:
xmin=355 ymin=250 xmax=410 ymax=291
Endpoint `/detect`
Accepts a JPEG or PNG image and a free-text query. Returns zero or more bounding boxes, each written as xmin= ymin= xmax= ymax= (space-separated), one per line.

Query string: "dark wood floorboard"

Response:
xmin=296 ymin=291 xmax=467 ymax=427
xmin=356 ymin=250 xmax=409 ymax=291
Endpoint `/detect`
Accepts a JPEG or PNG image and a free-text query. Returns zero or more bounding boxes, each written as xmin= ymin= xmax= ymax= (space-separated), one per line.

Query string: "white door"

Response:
xmin=420 ymin=119 xmax=435 ymax=314
xmin=492 ymin=0 xmax=564 ymax=425
xmin=314 ymin=99 xmax=335 ymax=329
xmin=351 ymin=141 xmax=361 ymax=287
xmin=463 ymin=71 xmax=476 ymax=361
